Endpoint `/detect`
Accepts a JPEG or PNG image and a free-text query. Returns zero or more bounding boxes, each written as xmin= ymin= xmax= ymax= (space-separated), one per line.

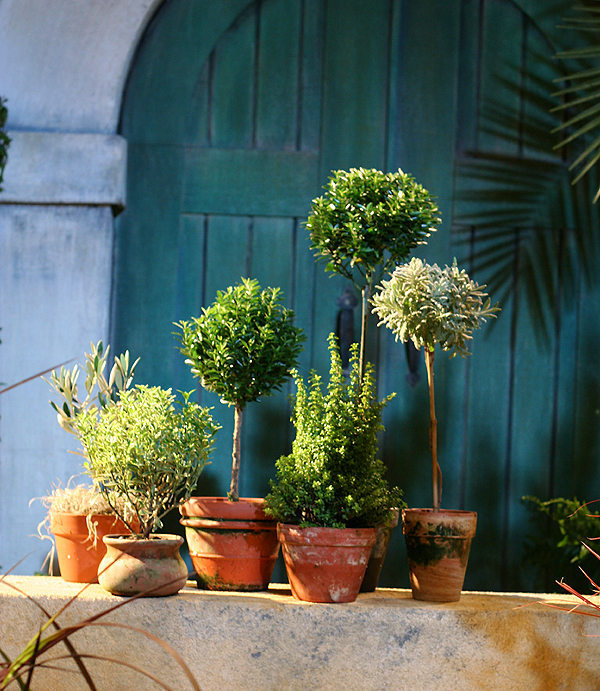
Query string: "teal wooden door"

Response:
xmin=114 ymin=0 xmax=600 ymax=591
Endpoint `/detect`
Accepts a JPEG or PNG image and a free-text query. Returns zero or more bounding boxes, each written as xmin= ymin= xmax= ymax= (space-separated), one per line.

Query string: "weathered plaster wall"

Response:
xmin=0 ymin=0 xmax=163 ymax=574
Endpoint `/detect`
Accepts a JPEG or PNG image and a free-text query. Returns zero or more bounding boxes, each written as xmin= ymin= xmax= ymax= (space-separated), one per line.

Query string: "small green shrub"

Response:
xmin=523 ymin=495 xmax=600 ymax=592
xmin=76 ymin=386 xmax=219 ymax=539
xmin=265 ymin=334 xmax=403 ymax=528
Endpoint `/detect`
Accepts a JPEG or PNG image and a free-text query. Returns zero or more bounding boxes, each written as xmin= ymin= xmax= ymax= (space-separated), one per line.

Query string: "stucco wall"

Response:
xmin=0 ymin=0 xmax=163 ymax=573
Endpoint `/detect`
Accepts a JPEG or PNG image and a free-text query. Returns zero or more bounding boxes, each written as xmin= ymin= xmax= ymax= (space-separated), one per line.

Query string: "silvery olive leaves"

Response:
xmin=76 ymin=386 xmax=218 ymax=539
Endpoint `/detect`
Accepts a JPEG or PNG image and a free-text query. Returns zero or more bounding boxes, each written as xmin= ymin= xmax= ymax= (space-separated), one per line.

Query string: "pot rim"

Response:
xmin=102 ymin=533 xmax=184 ymax=546
xmin=180 ymin=496 xmax=269 ymax=521
xmin=277 ymin=523 xmax=377 ymax=547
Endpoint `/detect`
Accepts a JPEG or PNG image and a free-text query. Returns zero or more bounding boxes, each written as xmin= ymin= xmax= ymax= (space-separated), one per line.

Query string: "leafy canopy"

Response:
xmin=372 ymin=257 xmax=499 ymax=357
xmin=265 ymin=334 xmax=403 ymax=529
xmin=176 ymin=278 xmax=305 ymax=409
xmin=76 ymin=386 xmax=219 ymax=539
xmin=306 ymin=167 xmax=440 ymax=289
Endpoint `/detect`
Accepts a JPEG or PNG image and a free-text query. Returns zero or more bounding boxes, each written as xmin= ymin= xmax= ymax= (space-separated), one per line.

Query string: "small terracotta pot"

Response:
xmin=50 ymin=512 xmax=133 ymax=583
xmin=98 ymin=534 xmax=189 ymax=597
xmin=402 ymin=508 xmax=477 ymax=602
xmin=180 ymin=497 xmax=279 ymax=591
xmin=360 ymin=508 xmax=400 ymax=592
xmin=277 ymin=524 xmax=377 ymax=603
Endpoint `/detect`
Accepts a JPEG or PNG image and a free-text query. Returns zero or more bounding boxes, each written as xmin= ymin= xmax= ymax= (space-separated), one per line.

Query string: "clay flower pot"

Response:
xmin=180 ymin=497 xmax=279 ymax=591
xmin=360 ymin=507 xmax=400 ymax=592
xmin=402 ymin=508 xmax=477 ymax=602
xmin=98 ymin=534 xmax=189 ymax=597
xmin=50 ymin=512 xmax=133 ymax=584
xmin=277 ymin=524 xmax=377 ymax=603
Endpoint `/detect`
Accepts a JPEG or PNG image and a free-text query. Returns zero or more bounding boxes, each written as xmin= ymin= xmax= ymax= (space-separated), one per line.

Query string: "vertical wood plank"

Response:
xmin=256 ymin=0 xmax=302 ymax=149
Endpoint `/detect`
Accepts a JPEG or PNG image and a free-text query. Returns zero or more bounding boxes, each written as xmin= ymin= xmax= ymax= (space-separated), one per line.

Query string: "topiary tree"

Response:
xmin=372 ymin=257 xmax=499 ymax=511
xmin=306 ymin=167 xmax=440 ymax=376
xmin=176 ymin=278 xmax=305 ymax=501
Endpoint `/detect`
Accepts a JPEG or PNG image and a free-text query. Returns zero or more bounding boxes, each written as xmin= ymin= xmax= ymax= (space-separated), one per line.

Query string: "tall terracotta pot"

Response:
xmin=98 ymin=534 xmax=189 ymax=597
xmin=402 ymin=508 xmax=477 ymax=602
xmin=180 ymin=497 xmax=279 ymax=591
xmin=50 ymin=512 xmax=133 ymax=583
xmin=277 ymin=524 xmax=376 ymax=603
xmin=360 ymin=508 xmax=400 ymax=592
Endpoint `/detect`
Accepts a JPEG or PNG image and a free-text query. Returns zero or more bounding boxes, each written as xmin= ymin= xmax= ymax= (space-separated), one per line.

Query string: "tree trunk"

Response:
xmin=229 ymin=405 xmax=243 ymax=501
xmin=425 ymin=347 xmax=442 ymax=511
xmin=359 ymin=283 xmax=370 ymax=381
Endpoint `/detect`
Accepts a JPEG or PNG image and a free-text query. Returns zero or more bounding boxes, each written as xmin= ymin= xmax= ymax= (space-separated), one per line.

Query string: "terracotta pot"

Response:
xmin=402 ymin=508 xmax=477 ymax=602
xmin=50 ymin=512 xmax=133 ymax=583
xmin=180 ymin=497 xmax=279 ymax=591
xmin=98 ymin=534 xmax=189 ymax=597
xmin=360 ymin=508 xmax=400 ymax=592
xmin=277 ymin=524 xmax=377 ymax=603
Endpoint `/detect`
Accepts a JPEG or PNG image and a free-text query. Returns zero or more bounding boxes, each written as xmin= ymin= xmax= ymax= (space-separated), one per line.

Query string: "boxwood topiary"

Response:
xmin=265 ymin=333 xmax=403 ymax=528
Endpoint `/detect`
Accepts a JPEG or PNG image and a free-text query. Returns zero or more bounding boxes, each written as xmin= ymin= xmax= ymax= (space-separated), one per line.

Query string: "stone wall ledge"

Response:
xmin=1 ymin=576 xmax=599 ymax=691
xmin=0 ymin=132 xmax=126 ymax=209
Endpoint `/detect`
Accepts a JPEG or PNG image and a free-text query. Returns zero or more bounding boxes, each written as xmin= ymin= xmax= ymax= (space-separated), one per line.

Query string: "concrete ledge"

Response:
xmin=1 ymin=577 xmax=599 ymax=691
xmin=0 ymin=132 xmax=126 ymax=209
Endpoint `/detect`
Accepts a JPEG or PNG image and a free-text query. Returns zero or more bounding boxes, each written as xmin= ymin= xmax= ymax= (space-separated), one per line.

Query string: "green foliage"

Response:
xmin=265 ymin=334 xmax=403 ymax=529
xmin=552 ymin=5 xmax=600 ymax=202
xmin=0 ymin=97 xmax=9 ymax=193
xmin=306 ymin=167 xmax=440 ymax=289
xmin=45 ymin=341 xmax=138 ymax=437
xmin=523 ymin=495 xmax=600 ymax=593
xmin=372 ymin=257 xmax=500 ymax=357
xmin=176 ymin=278 xmax=305 ymax=409
xmin=76 ymin=386 xmax=219 ymax=539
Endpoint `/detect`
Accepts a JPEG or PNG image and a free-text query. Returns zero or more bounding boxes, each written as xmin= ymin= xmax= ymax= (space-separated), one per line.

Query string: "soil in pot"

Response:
xmin=402 ymin=508 xmax=477 ymax=602
xmin=98 ymin=534 xmax=189 ymax=597
xmin=50 ymin=512 xmax=134 ymax=584
xmin=278 ymin=524 xmax=377 ymax=603
xmin=180 ymin=497 xmax=279 ymax=591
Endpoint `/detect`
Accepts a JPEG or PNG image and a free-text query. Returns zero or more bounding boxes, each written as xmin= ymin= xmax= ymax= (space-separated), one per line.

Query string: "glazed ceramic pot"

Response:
xmin=402 ymin=508 xmax=477 ymax=602
xmin=50 ymin=512 xmax=133 ymax=584
xmin=277 ymin=524 xmax=377 ymax=603
xmin=98 ymin=534 xmax=189 ymax=597
xmin=180 ymin=497 xmax=279 ymax=591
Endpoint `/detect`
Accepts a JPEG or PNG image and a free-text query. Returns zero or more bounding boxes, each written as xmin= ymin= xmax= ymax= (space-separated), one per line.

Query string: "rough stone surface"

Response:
xmin=1 ymin=577 xmax=599 ymax=691
xmin=0 ymin=132 xmax=127 ymax=208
